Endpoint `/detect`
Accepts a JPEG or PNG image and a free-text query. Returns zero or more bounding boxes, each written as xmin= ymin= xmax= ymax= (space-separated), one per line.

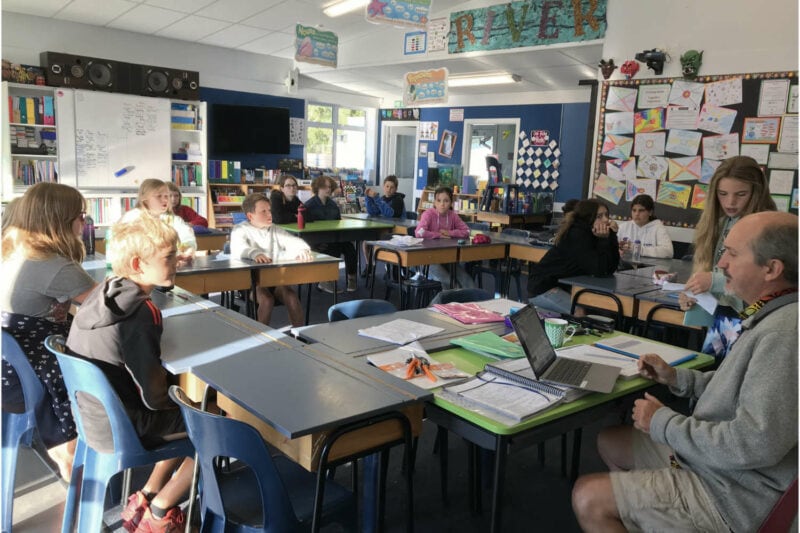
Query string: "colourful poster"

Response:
xmin=367 ymin=0 xmax=431 ymax=28
xmin=668 ymin=156 xmax=702 ymax=182
xmin=295 ymin=24 xmax=338 ymax=67
xmin=404 ymin=68 xmax=448 ymax=106
xmin=606 ymin=157 xmax=636 ymax=182
xmin=626 ymin=178 xmax=658 ymax=201
xmin=634 ymin=108 xmax=664 ymax=133
xmin=593 ymin=173 xmax=625 ymax=205
xmin=448 ymin=0 xmax=607 ymax=53
xmin=656 ymin=181 xmax=691 ymax=209
xmin=691 ymin=184 xmax=708 ymax=210
xmin=601 ymin=134 xmax=633 ymax=159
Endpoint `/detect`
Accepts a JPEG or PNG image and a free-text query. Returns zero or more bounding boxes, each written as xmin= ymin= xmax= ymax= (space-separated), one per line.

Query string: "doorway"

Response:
xmin=462 ymin=119 xmax=519 ymax=183
xmin=380 ymin=122 xmax=418 ymax=213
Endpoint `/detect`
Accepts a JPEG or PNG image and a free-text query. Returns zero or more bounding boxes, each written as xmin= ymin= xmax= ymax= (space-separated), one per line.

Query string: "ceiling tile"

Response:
xmin=247 ymin=0 xmax=327 ymax=31
xmin=155 ymin=15 xmax=232 ymax=41
xmin=57 ymin=0 xmax=138 ymax=26
xmin=237 ymin=31 xmax=295 ymax=55
xmin=200 ymin=24 xmax=271 ymax=47
xmin=106 ymin=4 xmax=184 ymax=34
xmin=143 ymin=0 xmax=216 ymax=14
xmin=196 ymin=0 xmax=279 ymax=23
xmin=1 ymin=0 xmax=71 ymax=17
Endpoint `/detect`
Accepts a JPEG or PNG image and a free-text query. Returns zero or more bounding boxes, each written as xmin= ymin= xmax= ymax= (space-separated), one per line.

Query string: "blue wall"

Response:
xmin=379 ymin=102 xmax=590 ymax=204
xmin=200 ymin=87 xmax=305 ymax=169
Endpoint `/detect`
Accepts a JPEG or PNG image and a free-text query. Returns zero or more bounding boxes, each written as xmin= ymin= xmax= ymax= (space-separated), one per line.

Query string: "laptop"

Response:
xmin=510 ymin=305 xmax=620 ymax=393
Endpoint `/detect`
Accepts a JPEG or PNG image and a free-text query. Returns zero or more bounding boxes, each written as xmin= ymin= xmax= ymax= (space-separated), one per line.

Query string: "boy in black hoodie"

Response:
xmin=67 ymin=215 xmax=192 ymax=533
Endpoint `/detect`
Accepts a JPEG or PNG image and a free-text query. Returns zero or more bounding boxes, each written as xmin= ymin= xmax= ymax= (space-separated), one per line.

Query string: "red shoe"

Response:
xmin=135 ymin=506 xmax=186 ymax=533
xmin=121 ymin=491 xmax=149 ymax=532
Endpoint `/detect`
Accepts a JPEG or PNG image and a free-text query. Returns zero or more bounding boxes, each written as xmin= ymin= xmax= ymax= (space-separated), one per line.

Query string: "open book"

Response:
xmin=593 ymin=334 xmax=697 ymax=366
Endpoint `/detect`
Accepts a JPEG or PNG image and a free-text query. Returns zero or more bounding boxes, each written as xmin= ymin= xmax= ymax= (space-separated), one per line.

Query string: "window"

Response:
xmin=306 ymin=103 xmax=366 ymax=169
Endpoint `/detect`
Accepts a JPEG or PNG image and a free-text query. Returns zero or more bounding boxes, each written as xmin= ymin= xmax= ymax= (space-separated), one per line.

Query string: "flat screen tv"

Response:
xmin=210 ymin=103 xmax=290 ymax=155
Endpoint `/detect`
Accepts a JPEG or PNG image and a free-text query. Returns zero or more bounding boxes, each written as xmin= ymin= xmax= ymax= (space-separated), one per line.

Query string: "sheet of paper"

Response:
xmin=557 ymin=344 xmax=640 ymax=378
xmin=606 ymin=86 xmax=637 ymax=112
xmin=769 ymin=170 xmax=795 ymax=195
xmin=665 ymin=129 xmax=702 ymax=156
xmin=475 ymin=298 xmax=522 ymax=316
xmin=358 ymin=319 xmax=444 ymax=344
xmin=669 ymin=80 xmax=705 ymax=109
xmin=606 ymin=157 xmax=636 ymax=182
xmin=772 ymin=195 xmax=791 ymax=212
xmin=637 ymin=85 xmax=670 ymax=109
xmin=637 ymin=155 xmax=669 ymax=180
xmin=593 ymin=173 xmax=625 ymax=205
xmin=660 ymin=282 xmax=685 ymax=291
xmin=604 ymin=112 xmax=634 ymax=134
xmin=366 ymin=342 xmax=467 ymax=389
xmin=626 ymin=178 xmax=658 ymax=201
xmin=634 ymin=108 xmax=665 ymax=133
xmin=758 ymin=79 xmax=790 ymax=116
xmin=684 ymin=290 xmax=718 ymax=315
xmin=703 ymin=134 xmax=740 ymax=161
xmin=601 ymin=134 xmax=634 ymax=159
xmin=768 ymin=152 xmax=798 ymax=170
xmin=700 ymin=159 xmax=721 ymax=184
xmin=697 ymin=104 xmax=737 ymax=134
xmin=704 ymin=77 xmax=743 ymax=107
xmin=788 ymin=85 xmax=798 ymax=114
xmin=665 ymin=105 xmax=700 ymax=130
xmin=739 ymin=144 xmax=771 ymax=165
xmin=691 ymin=184 xmax=708 ymax=210
xmin=668 ymin=156 xmax=702 ymax=182
xmin=635 ymin=132 xmax=666 ymax=156
xmin=656 ymin=181 xmax=691 ymax=209
xmin=778 ymin=115 xmax=798 ymax=153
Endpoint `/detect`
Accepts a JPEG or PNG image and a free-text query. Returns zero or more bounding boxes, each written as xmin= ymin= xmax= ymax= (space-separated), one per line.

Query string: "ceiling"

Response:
xmin=2 ymin=0 xmax=603 ymax=103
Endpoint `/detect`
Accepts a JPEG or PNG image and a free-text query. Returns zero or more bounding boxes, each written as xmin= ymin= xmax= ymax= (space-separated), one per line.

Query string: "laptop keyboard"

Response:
xmin=546 ymin=358 xmax=591 ymax=386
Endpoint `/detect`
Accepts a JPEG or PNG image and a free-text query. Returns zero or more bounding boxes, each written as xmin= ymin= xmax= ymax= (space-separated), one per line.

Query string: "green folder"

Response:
xmin=683 ymin=306 xmax=715 ymax=327
xmin=450 ymin=332 xmax=525 ymax=359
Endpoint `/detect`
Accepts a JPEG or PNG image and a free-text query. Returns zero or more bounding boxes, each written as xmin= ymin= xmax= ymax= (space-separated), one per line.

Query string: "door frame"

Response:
xmin=380 ymin=120 xmax=419 ymax=206
xmin=462 ymin=118 xmax=520 ymax=181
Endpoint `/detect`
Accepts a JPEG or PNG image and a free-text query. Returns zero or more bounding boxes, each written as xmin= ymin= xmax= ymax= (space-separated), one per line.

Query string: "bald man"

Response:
xmin=572 ymin=211 xmax=798 ymax=533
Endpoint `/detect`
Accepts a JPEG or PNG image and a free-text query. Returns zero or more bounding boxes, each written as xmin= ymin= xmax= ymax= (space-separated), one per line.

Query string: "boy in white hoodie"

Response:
xmin=230 ymin=193 xmax=313 ymax=327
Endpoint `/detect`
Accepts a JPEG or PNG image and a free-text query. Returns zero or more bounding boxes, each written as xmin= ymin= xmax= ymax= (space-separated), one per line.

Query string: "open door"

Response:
xmin=380 ymin=122 xmax=418 ymax=214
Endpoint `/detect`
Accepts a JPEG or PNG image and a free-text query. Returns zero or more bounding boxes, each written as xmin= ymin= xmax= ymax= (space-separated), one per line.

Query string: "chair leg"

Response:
xmin=570 ymin=428 xmax=583 ymax=483
xmin=60 ymin=439 xmax=86 ymax=533
xmin=76 ymin=456 xmax=114 ymax=533
xmin=437 ymin=428 xmax=449 ymax=505
xmin=1 ymin=431 xmax=20 ymax=533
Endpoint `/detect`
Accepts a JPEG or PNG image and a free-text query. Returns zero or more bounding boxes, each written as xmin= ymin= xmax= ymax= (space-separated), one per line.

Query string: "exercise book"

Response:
xmin=593 ymin=334 xmax=698 ymax=366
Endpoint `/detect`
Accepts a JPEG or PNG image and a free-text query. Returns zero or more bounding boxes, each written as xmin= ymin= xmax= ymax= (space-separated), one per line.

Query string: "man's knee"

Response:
xmin=572 ymin=473 xmax=615 ymax=522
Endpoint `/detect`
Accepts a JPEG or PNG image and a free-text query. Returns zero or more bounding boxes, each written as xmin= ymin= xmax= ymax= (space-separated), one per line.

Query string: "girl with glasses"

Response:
xmin=270 ymin=175 xmax=302 ymax=224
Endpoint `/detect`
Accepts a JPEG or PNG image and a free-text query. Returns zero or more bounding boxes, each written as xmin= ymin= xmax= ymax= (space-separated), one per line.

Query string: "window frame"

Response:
xmin=305 ymin=102 xmax=368 ymax=169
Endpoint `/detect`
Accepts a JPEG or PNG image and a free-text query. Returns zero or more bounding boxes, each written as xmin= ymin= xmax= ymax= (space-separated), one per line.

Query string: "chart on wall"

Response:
xmin=593 ymin=71 xmax=798 ymax=227
xmin=73 ymin=90 xmax=171 ymax=189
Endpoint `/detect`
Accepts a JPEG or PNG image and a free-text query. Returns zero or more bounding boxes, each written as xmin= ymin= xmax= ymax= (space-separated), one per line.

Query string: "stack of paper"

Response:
xmin=357 ymin=319 xmax=444 ymax=344
xmin=433 ymin=302 xmax=505 ymax=324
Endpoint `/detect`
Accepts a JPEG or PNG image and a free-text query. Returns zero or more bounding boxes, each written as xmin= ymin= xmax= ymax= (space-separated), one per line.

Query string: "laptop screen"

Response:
xmin=510 ymin=305 xmax=557 ymax=377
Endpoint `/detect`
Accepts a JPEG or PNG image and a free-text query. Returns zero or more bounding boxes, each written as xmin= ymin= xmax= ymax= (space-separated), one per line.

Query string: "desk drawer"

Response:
xmin=176 ymin=271 xmax=251 ymax=294
xmin=458 ymin=244 xmax=506 ymax=262
xmin=508 ymin=243 xmax=547 ymax=263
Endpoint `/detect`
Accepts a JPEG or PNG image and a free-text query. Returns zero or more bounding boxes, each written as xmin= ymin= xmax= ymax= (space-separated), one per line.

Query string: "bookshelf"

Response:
xmin=207 ymin=180 xmax=313 ymax=228
xmin=417 ymin=187 xmax=480 ymax=221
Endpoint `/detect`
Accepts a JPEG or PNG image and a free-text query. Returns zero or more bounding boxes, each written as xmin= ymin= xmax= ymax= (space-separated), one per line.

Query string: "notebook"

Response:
xmin=593 ymin=334 xmax=697 ymax=366
xmin=450 ymin=331 xmax=525 ymax=359
xmin=510 ymin=305 xmax=620 ymax=393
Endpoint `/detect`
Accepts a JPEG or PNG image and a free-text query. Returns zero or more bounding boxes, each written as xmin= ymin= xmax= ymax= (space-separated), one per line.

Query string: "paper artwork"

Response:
xmin=669 ymin=80 xmax=705 ymax=108
xmin=634 ymin=132 xmax=666 ymax=156
xmin=666 ymin=129 xmax=702 ymax=156
xmin=665 ymin=106 xmax=700 ymax=130
xmin=700 ymin=159 xmax=721 ymax=184
xmin=703 ymin=133 xmax=740 ymax=161
xmin=656 ymin=181 xmax=692 ymax=209
xmin=742 ymin=117 xmax=781 ymax=144
xmin=606 ymin=157 xmax=636 ymax=182
xmin=634 ymin=108 xmax=664 ymax=133
xmin=626 ymin=178 xmax=658 ymax=201
xmin=772 ymin=195 xmax=791 ymax=212
xmin=593 ymin=174 xmax=625 ymax=205
xmin=778 ymin=115 xmax=798 ymax=153
xmin=768 ymin=152 xmax=798 ymax=170
xmin=404 ymin=68 xmax=448 ymax=106
xmin=637 ymin=84 xmax=671 ymax=109
xmin=758 ymin=79 xmax=790 ymax=116
xmin=739 ymin=144 xmax=771 ymax=165
xmin=601 ymin=134 xmax=634 ymax=159
xmin=418 ymin=121 xmax=438 ymax=141
xmin=668 ymin=156 xmax=702 ymax=182
xmin=792 ymin=189 xmax=799 ymax=209
xmin=606 ymin=86 xmax=637 ymax=112
xmin=704 ymin=77 xmax=743 ymax=107
xmin=691 ymin=184 xmax=708 ymax=210
xmin=604 ymin=112 xmax=634 ymax=134
xmin=769 ymin=170 xmax=795 ymax=195
xmin=637 ymin=155 xmax=669 ymax=180
xmin=697 ymin=104 xmax=737 ymax=134
xmin=788 ymin=85 xmax=798 ymax=114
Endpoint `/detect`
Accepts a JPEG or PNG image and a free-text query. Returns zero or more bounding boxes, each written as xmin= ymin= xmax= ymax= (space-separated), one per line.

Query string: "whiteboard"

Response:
xmin=74 ymin=91 xmax=171 ymax=189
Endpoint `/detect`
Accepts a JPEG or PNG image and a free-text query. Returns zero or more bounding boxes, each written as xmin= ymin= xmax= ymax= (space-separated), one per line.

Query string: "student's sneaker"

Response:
xmin=121 ymin=491 xmax=149 ymax=532
xmin=347 ymin=275 xmax=358 ymax=292
xmin=135 ymin=506 xmax=185 ymax=533
xmin=318 ymin=281 xmax=336 ymax=294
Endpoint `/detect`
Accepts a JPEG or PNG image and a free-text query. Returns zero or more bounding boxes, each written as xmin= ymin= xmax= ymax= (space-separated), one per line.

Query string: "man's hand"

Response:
xmin=638 ymin=353 xmax=677 ymax=386
xmin=632 ymin=392 xmax=664 ymax=433
xmin=684 ymin=271 xmax=712 ymax=294
xmin=296 ymin=249 xmax=313 ymax=262
xmin=254 ymin=254 xmax=272 ymax=264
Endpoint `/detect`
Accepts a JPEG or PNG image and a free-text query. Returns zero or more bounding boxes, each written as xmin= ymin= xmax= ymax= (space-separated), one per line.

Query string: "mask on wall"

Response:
xmin=620 ymin=60 xmax=640 ymax=80
xmin=598 ymin=59 xmax=617 ymax=80
xmin=680 ymin=50 xmax=704 ymax=79
xmin=634 ymin=49 xmax=667 ymax=75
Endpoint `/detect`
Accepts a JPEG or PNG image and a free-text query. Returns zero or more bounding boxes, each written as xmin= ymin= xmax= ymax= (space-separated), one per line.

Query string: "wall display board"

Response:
xmin=593 ymin=71 xmax=798 ymax=228
xmin=74 ymin=90 xmax=171 ymax=188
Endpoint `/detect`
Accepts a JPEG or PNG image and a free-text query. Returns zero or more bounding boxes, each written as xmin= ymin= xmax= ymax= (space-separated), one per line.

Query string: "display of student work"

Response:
xmin=594 ymin=71 xmax=798 ymax=227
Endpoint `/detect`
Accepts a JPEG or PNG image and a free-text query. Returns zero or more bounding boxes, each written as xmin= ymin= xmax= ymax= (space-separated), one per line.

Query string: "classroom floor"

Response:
xmin=9 ymin=265 xmax=636 ymax=532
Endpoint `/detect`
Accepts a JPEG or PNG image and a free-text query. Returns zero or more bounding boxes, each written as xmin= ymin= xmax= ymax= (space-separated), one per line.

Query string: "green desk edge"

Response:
xmin=277 ymin=219 xmax=395 ymax=232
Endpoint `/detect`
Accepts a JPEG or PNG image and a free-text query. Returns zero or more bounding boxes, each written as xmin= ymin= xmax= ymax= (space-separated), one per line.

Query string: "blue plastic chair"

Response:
xmin=169 ymin=385 xmax=357 ymax=532
xmin=328 ymin=299 xmax=397 ymax=322
xmin=44 ymin=335 xmax=194 ymax=533
xmin=429 ymin=288 xmax=494 ymax=306
xmin=2 ymin=331 xmax=46 ymax=533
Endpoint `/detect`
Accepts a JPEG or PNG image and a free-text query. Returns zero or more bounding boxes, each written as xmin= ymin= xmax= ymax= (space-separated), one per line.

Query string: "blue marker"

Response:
xmin=114 ymin=166 xmax=135 ymax=177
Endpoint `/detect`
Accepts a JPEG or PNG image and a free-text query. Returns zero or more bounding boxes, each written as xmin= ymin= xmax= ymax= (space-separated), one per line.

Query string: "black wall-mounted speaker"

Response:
xmin=136 ymin=64 xmax=200 ymax=100
xmin=40 ymin=51 xmax=124 ymax=92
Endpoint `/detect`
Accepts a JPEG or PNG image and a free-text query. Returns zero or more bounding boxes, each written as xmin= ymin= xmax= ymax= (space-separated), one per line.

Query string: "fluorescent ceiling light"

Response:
xmin=448 ymin=73 xmax=521 ymax=87
xmin=323 ymin=0 xmax=369 ymax=17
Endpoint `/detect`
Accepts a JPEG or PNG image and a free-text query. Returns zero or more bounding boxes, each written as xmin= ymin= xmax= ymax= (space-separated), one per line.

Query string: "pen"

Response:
xmin=114 ymin=165 xmax=135 ymax=177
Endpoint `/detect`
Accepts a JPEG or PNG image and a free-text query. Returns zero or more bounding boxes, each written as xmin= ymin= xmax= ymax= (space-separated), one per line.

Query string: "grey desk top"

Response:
xmin=343 ymin=213 xmax=417 ymax=229
xmin=175 ymin=254 xmax=254 ymax=275
xmin=616 ymin=259 xmax=693 ymax=283
xmin=559 ymin=272 xmax=662 ymax=297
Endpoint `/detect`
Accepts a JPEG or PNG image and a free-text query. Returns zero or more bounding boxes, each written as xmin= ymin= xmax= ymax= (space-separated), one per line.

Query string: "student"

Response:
xmin=304 ymin=175 xmax=358 ymax=293
xmin=414 ymin=186 xmax=475 ymax=289
xmin=114 ymin=179 xmax=197 ymax=265
xmin=365 ymin=175 xmax=406 ymax=219
xmin=66 ymin=215 xmax=194 ymax=533
xmin=617 ymin=194 xmax=673 ymax=258
xmin=165 ymin=182 xmax=208 ymax=228
xmin=527 ymin=199 xmax=620 ymax=314
xmin=572 ymin=212 xmax=797 ymax=533
xmin=680 ymin=156 xmax=775 ymax=357
xmin=269 ymin=175 xmax=302 ymax=224
xmin=0 ymin=182 xmax=97 ymax=481
xmin=231 ymin=193 xmax=313 ymax=327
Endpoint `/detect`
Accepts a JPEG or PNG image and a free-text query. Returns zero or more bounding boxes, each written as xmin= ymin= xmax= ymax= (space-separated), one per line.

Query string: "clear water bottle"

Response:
xmin=632 ymin=239 xmax=642 ymax=266
xmin=82 ymin=215 xmax=95 ymax=255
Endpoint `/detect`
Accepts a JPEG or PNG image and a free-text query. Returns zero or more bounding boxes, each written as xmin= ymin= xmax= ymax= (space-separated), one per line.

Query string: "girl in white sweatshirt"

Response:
xmin=617 ymin=194 xmax=673 ymax=259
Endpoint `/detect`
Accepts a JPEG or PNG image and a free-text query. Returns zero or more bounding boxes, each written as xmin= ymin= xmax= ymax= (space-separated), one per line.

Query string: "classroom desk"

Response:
xmin=342 ymin=212 xmax=417 ymax=236
xmin=476 ymin=211 xmax=549 ymax=228
xmin=559 ymin=273 xmax=662 ymax=319
xmin=194 ymin=229 xmax=229 ymax=251
xmin=278 ymin=218 xmax=395 ymax=246
xmin=616 ymin=258 xmax=693 ymax=281
xmin=425 ymin=341 xmax=714 ymax=533
xmin=174 ymin=254 xmax=255 ymax=294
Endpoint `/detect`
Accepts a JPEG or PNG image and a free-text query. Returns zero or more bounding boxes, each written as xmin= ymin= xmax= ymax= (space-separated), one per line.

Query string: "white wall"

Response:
xmin=1 ymin=12 xmax=381 ymax=109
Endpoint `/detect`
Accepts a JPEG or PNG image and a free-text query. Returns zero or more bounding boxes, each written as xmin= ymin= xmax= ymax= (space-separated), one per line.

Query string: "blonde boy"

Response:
xmin=67 ymin=216 xmax=194 ymax=532
xmin=230 ymin=193 xmax=313 ymax=327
